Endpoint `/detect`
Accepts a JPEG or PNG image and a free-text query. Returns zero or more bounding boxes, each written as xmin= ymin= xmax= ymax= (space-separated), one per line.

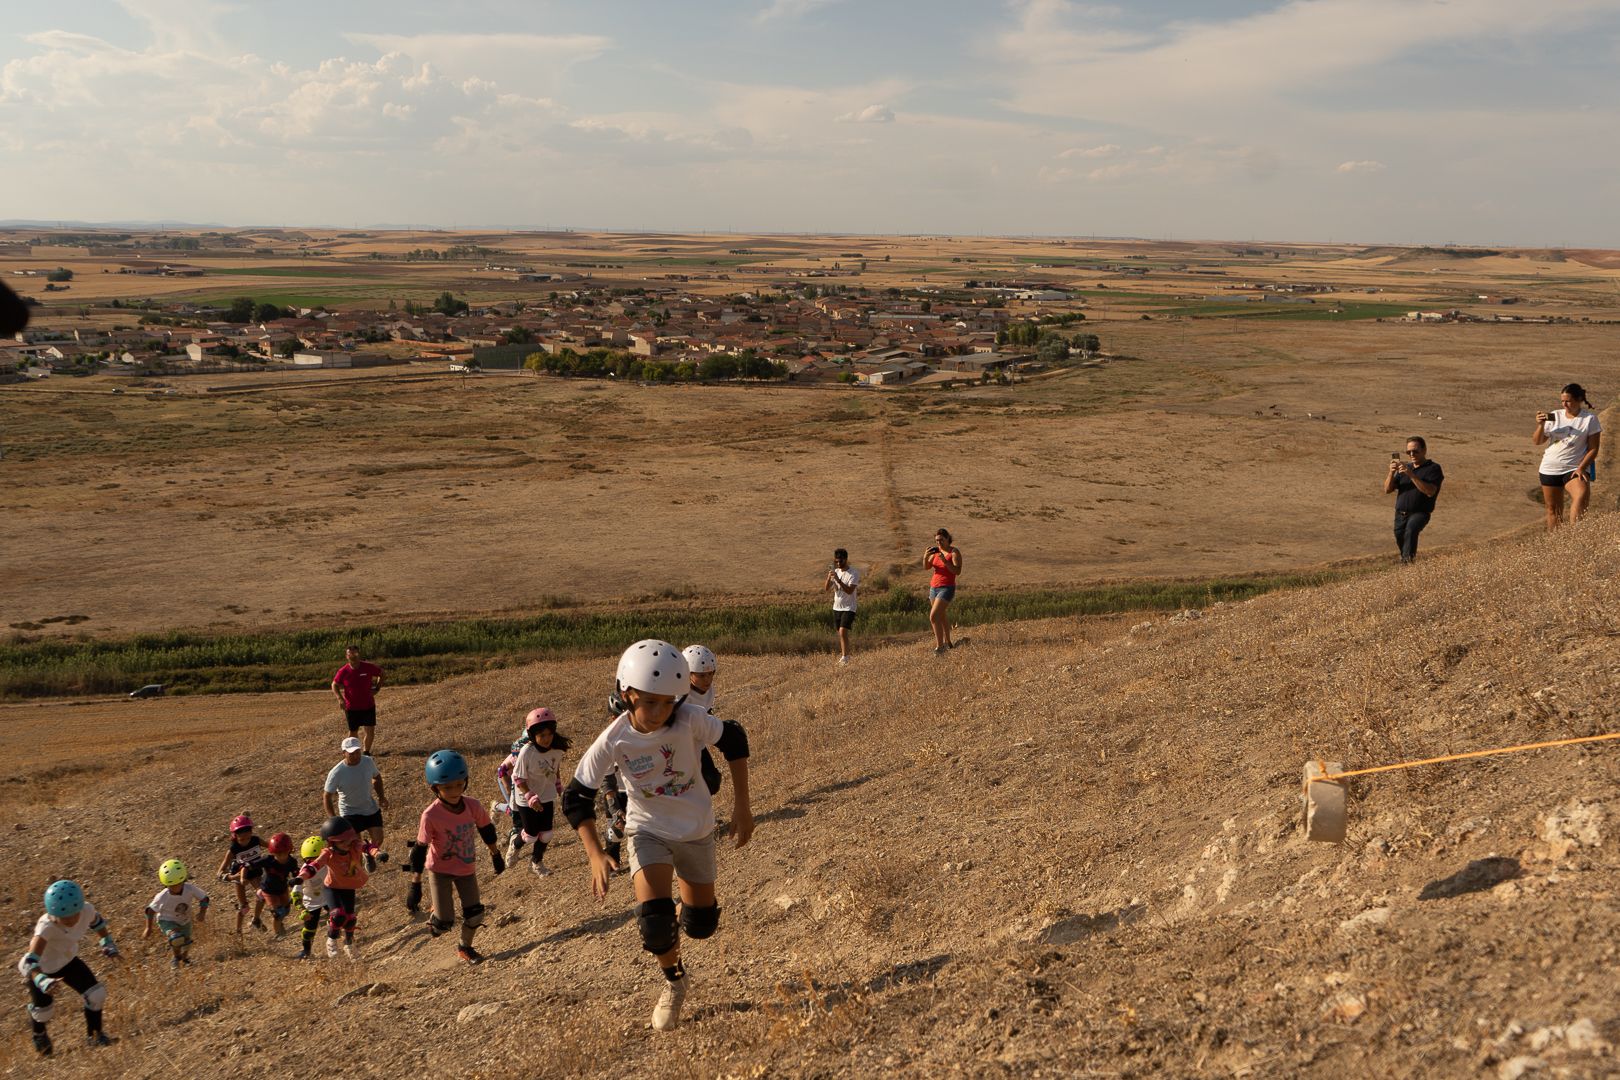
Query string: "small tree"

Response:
xmin=224 ymin=296 xmax=255 ymax=323
xmin=274 ymin=339 xmax=299 ymax=357
xmin=433 ymin=291 xmax=469 ymax=316
xmin=253 ymin=302 xmax=285 ymax=322
xmin=1037 ymin=336 xmax=1070 ymax=363
xmin=47 ymin=268 xmax=73 ymax=282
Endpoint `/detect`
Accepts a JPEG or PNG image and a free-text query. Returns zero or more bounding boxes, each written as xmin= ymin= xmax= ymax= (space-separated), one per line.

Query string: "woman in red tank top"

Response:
xmin=923 ymin=527 xmax=962 ymax=654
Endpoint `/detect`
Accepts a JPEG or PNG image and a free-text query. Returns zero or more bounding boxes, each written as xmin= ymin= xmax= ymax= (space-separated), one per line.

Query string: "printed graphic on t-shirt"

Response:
xmin=444 ymin=821 xmax=477 ymax=866
xmin=633 ymin=744 xmax=695 ymax=799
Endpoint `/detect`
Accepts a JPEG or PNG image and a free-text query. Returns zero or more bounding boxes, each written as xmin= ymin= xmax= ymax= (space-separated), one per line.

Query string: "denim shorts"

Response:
xmin=929 ymin=585 xmax=956 ymax=602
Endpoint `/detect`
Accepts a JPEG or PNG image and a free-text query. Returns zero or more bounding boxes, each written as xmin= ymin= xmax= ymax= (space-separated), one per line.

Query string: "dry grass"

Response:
xmin=9 ymin=514 xmax=1620 ymax=1074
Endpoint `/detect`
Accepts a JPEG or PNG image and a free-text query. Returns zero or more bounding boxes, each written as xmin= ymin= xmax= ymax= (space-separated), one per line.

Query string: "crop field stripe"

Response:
xmin=0 ymin=571 xmax=1344 ymax=699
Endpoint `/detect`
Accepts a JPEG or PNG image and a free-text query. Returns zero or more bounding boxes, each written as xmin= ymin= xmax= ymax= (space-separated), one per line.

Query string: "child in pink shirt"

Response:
xmin=406 ymin=749 xmax=505 ymax=964
xmin=297 ymin=817 xmax=378 ymax=959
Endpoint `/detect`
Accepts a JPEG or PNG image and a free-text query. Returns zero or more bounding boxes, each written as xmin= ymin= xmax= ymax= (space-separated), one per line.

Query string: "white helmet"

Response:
xmin=615 ymin=639 xmax=689 ymax=698
xmin=682 ymin=644 xmax=717 ymax=674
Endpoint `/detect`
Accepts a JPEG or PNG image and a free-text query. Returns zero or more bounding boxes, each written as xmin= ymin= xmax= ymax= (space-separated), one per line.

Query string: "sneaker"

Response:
xmin=86 ymin=1032 xmax=112 ymax=1048
xmin=456 ymin=945 xmax=484 ymax=965
xmin=529 ymin=861 xmax=551 ymax=878
xmin=933 ymin=645 xmax=946 ymax=656
xmin=170 ymin=955 xmax=181 ymax=969
xmin=343 ymin=941 xmax=357 ymax=960
xmin=179 ymin=952 xmax=192 ymax=966
xmin=251 ymin=917 xmax=266 ymax=932
xmin=325 ymin=937 xmax=339 ymax=958
xmin=837 ymin=655 xmax=849 ymax=666
xmin=32 ymin=1031 xmax=51 ymax=1056
xmin=364 ymin=853 xmax=377 ymax=873
xmin=651 ymin=975 xmax=689 ymax=1031
xmin=505 ymin=832 xmax=522 ymax=860
xmin=297 ymin=949 xmax=312 ymax=961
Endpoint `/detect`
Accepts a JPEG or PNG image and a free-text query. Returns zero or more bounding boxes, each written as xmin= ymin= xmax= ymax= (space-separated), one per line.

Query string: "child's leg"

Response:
xmin=54 ymin=959 xmax=104 ymax=1037
xmin=529 ymin=803 xmax=555 ymax=865
xmin=454 ymin=875 xmax=484 ymax=948
xmin=234 ymin=880 xmax=248 ymax=932
xmin=300 ymin=906 xmax=321 ymax=954
xmin=632 ymin=863 xmax=683 ymax=975
xmin=428 ymin=872 xmax=455 ymax=938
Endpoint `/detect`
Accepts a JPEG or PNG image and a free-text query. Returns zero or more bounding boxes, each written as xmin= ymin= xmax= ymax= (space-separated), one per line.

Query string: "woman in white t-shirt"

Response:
xmin=1533 ymin=382 xmax=1602 ymax=531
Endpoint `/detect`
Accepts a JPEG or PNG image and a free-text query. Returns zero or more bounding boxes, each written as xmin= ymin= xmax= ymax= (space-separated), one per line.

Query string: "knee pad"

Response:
xmin=82 ymin=983 xmax=107 ymax=1011
xmin=521 ymin=828 xmax=539 ymax=844
xmin=680 ymin=903 xmax=721 ymax=940
xmin=464 ymin=903 xmax=486 ymax=929
xmin=270 ymin=904 xmax=291 ymax=919
xmin=164 ymin=926 xmax=191 ymax=946
xmin=27 ymin=1001 xmax=54 ymax=1024
xmin=428 ymin=914 xmax=453 ymax=936
xmin=636 ymin=898 xmax=678 ymax=955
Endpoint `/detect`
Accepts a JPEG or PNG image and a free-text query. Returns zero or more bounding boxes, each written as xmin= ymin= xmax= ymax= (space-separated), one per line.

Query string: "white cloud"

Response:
xmin=836 ymin=103 xmax=894 ymax=124
xmin=1058 ymin=143 xmax=1118 ymax=159
xmin=755 ymin=0 xmax=847 ymax=24
xmin=346 ymin=32 xmax=609 ymax=99
xmin=1337 ymin=159 xmax=1386 ymax=174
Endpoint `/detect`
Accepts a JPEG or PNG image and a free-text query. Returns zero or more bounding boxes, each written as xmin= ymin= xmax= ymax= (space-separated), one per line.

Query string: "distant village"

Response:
xmin=0 ymin=260 xmax=1107 ymax=387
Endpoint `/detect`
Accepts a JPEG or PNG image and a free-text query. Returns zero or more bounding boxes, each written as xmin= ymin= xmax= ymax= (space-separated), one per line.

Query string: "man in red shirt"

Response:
xmin=331 ymin=646 xmax=384 ymax=755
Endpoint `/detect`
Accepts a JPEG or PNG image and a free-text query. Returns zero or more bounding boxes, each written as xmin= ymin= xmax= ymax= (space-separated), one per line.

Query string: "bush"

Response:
xmin=46 ymin=268 xmax=73 ymax=282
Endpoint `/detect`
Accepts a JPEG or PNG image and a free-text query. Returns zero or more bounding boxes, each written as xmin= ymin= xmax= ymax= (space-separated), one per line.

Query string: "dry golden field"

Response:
xmin=5 ymin=511 xmax=1620 ymax=1076
xmin=5 ymin=315 xmax=1620 ymax=638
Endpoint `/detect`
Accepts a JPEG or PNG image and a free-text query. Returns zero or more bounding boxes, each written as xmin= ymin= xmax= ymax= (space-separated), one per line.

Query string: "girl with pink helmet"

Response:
xmin=214 ymin=814 xmax=265 ymax=934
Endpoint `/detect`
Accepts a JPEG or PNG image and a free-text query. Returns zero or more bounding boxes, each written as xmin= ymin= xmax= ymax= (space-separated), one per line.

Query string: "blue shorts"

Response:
xmin=929 ymin=586 xmax=956 ymax=602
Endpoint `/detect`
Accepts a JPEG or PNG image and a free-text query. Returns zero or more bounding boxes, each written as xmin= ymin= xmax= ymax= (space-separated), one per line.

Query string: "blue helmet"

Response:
xmin=425 ymin=749 xmax=469 ymax=786
xmin=44 ymin=880 xmax=84 ymax=918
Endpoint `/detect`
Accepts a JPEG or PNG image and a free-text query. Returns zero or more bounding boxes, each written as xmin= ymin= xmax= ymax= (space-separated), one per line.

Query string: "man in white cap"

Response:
xmin=323 ymin=737 xmax=389 ymax=871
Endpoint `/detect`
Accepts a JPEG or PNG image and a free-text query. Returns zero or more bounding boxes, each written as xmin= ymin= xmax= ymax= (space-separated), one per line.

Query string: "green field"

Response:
xmin=0 ymin=572 xmax=1344 ymax=699
xmin=208 ymin=266 xmax=390 ymax=279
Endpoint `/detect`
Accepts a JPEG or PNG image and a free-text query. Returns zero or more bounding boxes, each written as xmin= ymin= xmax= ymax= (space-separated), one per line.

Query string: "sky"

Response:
xmin=2 ymin=0 xmax=1618 ymax=246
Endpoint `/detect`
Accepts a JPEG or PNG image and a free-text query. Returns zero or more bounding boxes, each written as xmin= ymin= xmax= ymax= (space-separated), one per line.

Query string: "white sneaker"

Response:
xmin=505 ymin=832 xmax=522 ymax=860
xmin=529 ymin=861 xmax=551 ymax=878
xmin=837 ymin=655 xmax=849 ymax=666
xmin=651 ymin=975 xmax=689 ymax=1031
xmin=324 ymin=937 xmax=338 ymax=958
xmin=342 ymin=941 xmax=357 ymax=960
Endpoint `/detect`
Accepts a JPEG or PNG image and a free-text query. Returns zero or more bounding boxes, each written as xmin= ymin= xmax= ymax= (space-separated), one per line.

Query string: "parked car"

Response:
xmin=129 ymin=684 xmax=163 ymax=699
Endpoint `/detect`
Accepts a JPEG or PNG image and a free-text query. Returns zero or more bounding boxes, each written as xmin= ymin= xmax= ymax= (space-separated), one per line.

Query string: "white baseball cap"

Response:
xmin=340 ymin=737 xmax=364 ymax=753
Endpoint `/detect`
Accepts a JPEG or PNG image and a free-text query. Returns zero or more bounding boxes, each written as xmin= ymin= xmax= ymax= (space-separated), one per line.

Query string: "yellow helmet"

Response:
xmin=158 ymin=859 xmax=188 ymax=886
xmin=300 ymin=835 xmax=325 ymax=860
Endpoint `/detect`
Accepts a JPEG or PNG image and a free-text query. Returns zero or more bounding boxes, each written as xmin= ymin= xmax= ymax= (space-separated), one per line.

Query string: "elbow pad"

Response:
xmin=89 ymin=914 xmax=108 ymax=935
xmin=407 ymin=842 xmax=427 ymax=874
xmin=716 ymin=720 xmax=750 ymax=762
xmin=476 ymin=823 xmax=498 ymax=846
xmin=562 ymin=779 xmax=598 ymax=830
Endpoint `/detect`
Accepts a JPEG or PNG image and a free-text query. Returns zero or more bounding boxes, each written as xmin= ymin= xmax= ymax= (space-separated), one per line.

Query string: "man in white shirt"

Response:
xmin=823 ymin=548 xmax=860 ymax=665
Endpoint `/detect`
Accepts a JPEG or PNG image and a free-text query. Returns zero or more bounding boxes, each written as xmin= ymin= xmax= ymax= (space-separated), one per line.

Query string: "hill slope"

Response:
xmin=7 ymin=518 xmax=1620 ymax=1077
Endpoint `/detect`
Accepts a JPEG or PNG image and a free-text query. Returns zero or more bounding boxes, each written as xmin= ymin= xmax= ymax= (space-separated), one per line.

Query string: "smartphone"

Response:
xmin=1390 ymin=452 xmax=1400 ymax=460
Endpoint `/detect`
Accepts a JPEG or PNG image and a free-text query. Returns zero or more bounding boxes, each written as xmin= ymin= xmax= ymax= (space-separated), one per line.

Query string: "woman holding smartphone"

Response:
xmin=923 ymin=528 xmax=962 ymax=655
xmin=1533 ymin=382 xmax=1601 ymax=531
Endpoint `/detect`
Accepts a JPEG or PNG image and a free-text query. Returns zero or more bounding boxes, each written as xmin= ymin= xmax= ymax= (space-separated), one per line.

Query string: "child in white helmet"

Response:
xmin=563 ymin=639 xmax=755 ymax=1031
xmin=293 ymin=835 xmax=329 ymax=960
xmin=143 ymin=859 xmax=209 ymax=967
xmin=406 ymin=749 xmax=507 ymax=965
xmin=509 ymin=708 xmax=571 ymax=877
xmin=682 ymin=644 xmax=724 ymax=796
xmin=19 ymin=879 xmax=119 ymax=1056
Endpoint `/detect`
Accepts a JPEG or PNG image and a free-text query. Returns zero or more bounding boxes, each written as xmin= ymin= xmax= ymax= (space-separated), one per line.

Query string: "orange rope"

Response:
xmin=1312 ymin=732 xmax=1620 ymax=784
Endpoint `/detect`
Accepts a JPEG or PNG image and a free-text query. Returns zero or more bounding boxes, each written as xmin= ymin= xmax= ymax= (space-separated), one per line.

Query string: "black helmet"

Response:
xmin=319 ymin=816 xmax=357 ymax=844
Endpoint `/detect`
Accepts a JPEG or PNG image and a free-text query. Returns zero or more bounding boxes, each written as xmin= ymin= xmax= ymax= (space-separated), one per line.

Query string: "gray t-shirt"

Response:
xmin=324 ymin=756 xmax=381 ymax=816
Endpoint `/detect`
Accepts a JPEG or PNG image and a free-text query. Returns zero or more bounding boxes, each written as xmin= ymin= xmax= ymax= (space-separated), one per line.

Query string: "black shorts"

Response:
xmin=1540 ymin=471 xmax=1579 ymax=489
xmin=344 ymin=708 xmax=376 ymax=733
xmin=833 ymin=609 xmax=857 ymax=630
xmin=27 ymin=957 xmax=97 ymax=1007
xmin=345 ymin=810 xmax=384 ymax=833
xmin=517 ymin=802 xmax=555 ymax=835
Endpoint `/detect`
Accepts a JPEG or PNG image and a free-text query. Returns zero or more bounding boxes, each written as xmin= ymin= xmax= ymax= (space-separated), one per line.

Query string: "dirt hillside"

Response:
xmin=6 ymin=516 xmax=1620 ymax=1077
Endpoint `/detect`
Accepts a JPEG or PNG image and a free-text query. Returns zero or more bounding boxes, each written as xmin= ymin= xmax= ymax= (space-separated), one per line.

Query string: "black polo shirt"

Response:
xmin=1394 ymin=460 xmax=1443 ymax=514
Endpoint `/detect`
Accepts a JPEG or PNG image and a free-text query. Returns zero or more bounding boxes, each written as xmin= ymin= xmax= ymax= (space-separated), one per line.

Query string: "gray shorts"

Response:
xmin=626 ymin=829 xmax=717 ymax=885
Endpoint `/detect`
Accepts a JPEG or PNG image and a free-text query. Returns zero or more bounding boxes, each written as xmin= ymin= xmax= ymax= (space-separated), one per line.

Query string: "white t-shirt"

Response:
xmin=1540 ymin=409 xmax=1602 ymax=475
xmin=831 ymin=567 xmax=860 ymax=612
xmin=574 ymin=702 xmax=725 ymax=843
xmin=147 ymin=884 xmax=208 ymax=925
xmin=511 ymin=743 xmax=564 ymax=805
xmin=23 ymin=901 xmax=100 ymax=976
xmin=686 ymin=684 xmax=716 ymax=713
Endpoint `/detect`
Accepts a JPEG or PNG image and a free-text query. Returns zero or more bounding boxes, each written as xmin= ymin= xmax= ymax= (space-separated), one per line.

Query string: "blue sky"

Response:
xmin=2 ymin=0 xmax=1618 ymax=245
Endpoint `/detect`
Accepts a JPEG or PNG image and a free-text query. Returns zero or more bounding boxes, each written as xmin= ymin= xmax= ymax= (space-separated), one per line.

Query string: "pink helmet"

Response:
xmin=230 ymin=814 xmax=254 ymax=833
xmin=524 ymin=707 xmax=556 ymax=733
